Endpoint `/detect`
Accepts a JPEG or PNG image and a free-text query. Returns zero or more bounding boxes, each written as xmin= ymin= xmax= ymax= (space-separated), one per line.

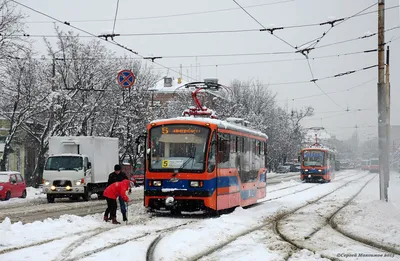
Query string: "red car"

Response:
xmin=130 ymin=169 xmax=144 ymax=187
xmin=0 ymin=171 xmax=27 ymax=200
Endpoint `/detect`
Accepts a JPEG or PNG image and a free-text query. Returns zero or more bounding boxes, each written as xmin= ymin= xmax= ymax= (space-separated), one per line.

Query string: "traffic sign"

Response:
xmin=117 ymin=70 xmax=136 ymax=88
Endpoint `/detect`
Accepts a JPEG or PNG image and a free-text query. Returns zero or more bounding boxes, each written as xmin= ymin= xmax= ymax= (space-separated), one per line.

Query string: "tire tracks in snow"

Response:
xmin=273 ymin=175 xmax=374 ymax=260
xmin=63 ymin=221 xmax=197 ymax=261
xmin=148 ymin=172 xmax=368 ymax=261
xmin=273 ymin=173 xmax=392 ymax=261
xmin=328 ymin=175 xmax=400 ymax=256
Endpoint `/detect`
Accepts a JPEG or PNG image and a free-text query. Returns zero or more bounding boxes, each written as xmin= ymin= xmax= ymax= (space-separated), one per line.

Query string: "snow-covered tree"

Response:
xmin=0 ymin=52 xmax=43 ymax=171
xmin=0 ymin=0 xmax=27 ymax=63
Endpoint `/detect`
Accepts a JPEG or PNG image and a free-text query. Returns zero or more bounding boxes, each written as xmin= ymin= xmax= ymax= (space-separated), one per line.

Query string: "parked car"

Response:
xmin=276 ymin=165 xmax=290 ymax=174
xmin=0 ymin=171 xmax=27 ymax=200
xmin=294 ymin=163 xmax=301 ymax=172
xmin=130 ymin=168 xmax=144 ymax=187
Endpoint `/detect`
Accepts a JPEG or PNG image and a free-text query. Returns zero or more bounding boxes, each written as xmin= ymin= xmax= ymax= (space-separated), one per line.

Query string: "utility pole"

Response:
xmin=377 ymin=0 xmax=389 ymax=201
xmin=386 ymin=45 xmax=390 ymax=188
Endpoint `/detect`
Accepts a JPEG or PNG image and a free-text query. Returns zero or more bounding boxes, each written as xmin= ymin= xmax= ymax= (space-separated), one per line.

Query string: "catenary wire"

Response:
xmin=232 ymin=0 xmax=297 ymax=50
xmin=112 ymin=0 xmax=120 ymax=35
xmin=10 ymin=0 xmax=198 ymax=82
xmin=24 ymin=0 xmax=295 ymax=24
xmin=277 ymin=77 xmax=377 ymax=102
xmin=306 ymin=1 xmax=378 ymax=51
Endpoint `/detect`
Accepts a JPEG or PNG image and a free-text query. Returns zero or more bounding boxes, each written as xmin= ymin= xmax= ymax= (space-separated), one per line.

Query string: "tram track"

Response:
xmin=273 ymin=173 xmax=400 ymax=260
xmin=272 ymin=174 xmax=376 ymax=261
xmin=0 ymin=200 xmax=142 ymax=256
xmin=146 ymin=172 xmax=368 ymax=261
xmin=64 ymin=221 xmax=198 ymax=261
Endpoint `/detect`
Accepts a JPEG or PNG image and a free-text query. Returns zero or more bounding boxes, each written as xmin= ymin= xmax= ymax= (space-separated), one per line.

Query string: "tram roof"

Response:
xmin=150 ymin=117 xmax=268 ymax=140
xmin=301 ymin=146 xmax=336 ymax=154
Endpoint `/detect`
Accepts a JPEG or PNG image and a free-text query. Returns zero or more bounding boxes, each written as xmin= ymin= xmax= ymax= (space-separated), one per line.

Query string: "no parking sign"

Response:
xmin=117 ymin=70 xmax=136 ymax=88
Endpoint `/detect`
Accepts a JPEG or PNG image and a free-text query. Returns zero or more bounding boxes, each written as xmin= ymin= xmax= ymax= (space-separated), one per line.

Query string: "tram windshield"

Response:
xmin=302 ymin=150 xmax=325 ymax=167
xmin=149 ymin=124 xmax=210 ymax=172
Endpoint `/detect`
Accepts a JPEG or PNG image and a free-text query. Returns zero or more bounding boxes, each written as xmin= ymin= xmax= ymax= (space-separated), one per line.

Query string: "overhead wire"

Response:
xmin=149 ymin=48 xmax=377 ymax=69
xmin=10 ymin=0 xmax=198 ymax=82
xmin=24 ymin=0 xmax=295 ymax=24
xmin=112 ymin=0 xmax=120 ymax=35
xmin=278 ymin=78 xmax=377 ymax=102
xmin=232 ymin=0 xmax=297 ymax=49
xmin=306 ymin=58 xmax=344 ymax=109
xmin=305 ymin=1 xmax=378 ymax=51
xmin=297 ymin=2 xmax=386 ymax=111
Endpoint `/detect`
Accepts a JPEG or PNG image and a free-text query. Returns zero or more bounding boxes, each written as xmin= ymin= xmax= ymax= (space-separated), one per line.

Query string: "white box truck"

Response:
xmin=42 ymin=136 xmax=119 ymax=203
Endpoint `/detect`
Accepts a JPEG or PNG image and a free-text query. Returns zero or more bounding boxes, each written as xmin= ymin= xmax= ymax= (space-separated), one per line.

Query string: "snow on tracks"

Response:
xmin=147 ymin=172 xmax=368 ymax=261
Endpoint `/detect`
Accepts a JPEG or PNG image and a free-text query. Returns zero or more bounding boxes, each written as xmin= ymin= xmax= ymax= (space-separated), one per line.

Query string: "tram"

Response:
xmin=300 ymin=142 xmax=336 ymax=183
xmin=143 ymin=81 xmax=268 ymax=214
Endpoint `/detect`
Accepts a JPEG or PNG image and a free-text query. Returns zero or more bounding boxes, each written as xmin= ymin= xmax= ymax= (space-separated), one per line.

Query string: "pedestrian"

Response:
xmin=103 ymin=179 xmax=131 ymax=224
xmin=106 ymin=164 xmax=130 ymax=222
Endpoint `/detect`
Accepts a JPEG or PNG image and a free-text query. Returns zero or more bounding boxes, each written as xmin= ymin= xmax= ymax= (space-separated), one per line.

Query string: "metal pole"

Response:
xmin=385 ymin=46 xmax=390 ymax=191
xmin=377 ymin=0 xmax=388 ymax=201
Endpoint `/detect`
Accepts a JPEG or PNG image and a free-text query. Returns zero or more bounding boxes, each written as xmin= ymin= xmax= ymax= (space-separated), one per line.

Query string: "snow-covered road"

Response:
xmin=1 ymin=170 xmax=399 ymax=261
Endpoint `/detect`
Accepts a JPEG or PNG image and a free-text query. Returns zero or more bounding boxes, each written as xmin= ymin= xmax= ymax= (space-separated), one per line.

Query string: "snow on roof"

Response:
xmin=150 ymin=117 xmax=268 ymax=140
xmin=148 ymin=77 xmax=190 ymax=93
xmin=302 ymin=144 xmax=336 ymax=153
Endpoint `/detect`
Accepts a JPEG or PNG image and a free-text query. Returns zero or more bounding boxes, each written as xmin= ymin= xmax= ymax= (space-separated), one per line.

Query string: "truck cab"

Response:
xmin=43 ymin=154 xmax=91 ymax=202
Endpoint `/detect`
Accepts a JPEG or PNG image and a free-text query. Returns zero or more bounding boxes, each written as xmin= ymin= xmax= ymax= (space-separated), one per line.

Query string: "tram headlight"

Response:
xmin=152 ymin=180 xmax=162 ymax=187
xmin=318 ymin=169 xmax=322 ymax=172
xmin=189 ymin=181 xmax=203 ymax=188
xmin=304 ymin=169 xmax=309 ymax=172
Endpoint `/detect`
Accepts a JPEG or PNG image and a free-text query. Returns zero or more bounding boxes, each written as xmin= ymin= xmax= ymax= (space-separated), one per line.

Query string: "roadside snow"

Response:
xmin=0 ymin=215 xmax=102 ymax=250
xmin=333 ymin=172 xmax=400 ymax=250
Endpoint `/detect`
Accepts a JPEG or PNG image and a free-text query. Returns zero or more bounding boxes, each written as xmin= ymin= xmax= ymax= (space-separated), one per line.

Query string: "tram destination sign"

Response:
xmin=161 ymin=125 xmax=203 ymax=134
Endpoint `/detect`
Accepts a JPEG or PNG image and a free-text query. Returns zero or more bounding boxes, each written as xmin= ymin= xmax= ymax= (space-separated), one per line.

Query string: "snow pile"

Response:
xmin=0 ymin=215 xmax=102 ymax=250
xmin=333 ymin=173 xmax=400 ymax=250
xmin=26 ymin=187 xmax=45 ymax=199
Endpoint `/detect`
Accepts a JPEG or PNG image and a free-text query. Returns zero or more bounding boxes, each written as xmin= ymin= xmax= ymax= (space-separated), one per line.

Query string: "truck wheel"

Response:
xmin=47 ymin=194 xmax=55 ymax=203
xmin=96 ymin=192 xmax=104 ymax=199
xmin=82 ymin=188 xmax=91 ymax=201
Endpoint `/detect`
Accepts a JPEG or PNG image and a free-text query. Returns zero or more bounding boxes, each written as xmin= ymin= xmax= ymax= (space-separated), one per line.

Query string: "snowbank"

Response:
xmin=26 ymin=187 xmax=45 ymax=199
xmin=332 ymin=173 xmax=400 ymax=250
xmin=0 ymin=215 xmax=102 ymax=250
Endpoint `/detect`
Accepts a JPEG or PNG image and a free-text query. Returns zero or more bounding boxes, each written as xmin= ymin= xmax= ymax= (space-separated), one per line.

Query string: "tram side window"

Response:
xmin=264 ymin=142 xmax=268 ymax=169
xmin=208 ymin=132 xmax=216 ymax=172
xmin=218 ymin=133 xmax=230 ymax=166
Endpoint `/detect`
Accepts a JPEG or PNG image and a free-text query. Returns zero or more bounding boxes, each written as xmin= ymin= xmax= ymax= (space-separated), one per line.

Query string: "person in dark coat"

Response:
xmin=105 ymin=164 xmax=129 ymax=221
xmin=103 ymin=179 xmax=131 ymax=224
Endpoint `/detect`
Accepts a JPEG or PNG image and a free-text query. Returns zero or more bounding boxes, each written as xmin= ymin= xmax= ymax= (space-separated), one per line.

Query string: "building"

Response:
xmin=0 ymin=117 xmax=38 ymax=181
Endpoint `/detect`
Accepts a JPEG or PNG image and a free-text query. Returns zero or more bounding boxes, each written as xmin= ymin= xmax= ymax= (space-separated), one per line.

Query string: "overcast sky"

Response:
xmin=16 ymin=0 xmax=400 ymax=140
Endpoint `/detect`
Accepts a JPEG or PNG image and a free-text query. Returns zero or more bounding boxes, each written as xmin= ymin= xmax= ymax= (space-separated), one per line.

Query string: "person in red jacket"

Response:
xmin=103 ymin=179 xmax=131 ymax=224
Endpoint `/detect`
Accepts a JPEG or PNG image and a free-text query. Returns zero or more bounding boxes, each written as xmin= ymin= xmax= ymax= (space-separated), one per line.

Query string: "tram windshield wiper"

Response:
xmin=178 ymin=147 xmax=196 ymax=170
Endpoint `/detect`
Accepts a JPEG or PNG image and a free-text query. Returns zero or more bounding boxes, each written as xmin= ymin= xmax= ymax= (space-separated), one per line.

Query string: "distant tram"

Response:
xmin=144 ymin=117 xmax=268 ymax=214
xmin=300 ymin=144 xmax=336 ymax=183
